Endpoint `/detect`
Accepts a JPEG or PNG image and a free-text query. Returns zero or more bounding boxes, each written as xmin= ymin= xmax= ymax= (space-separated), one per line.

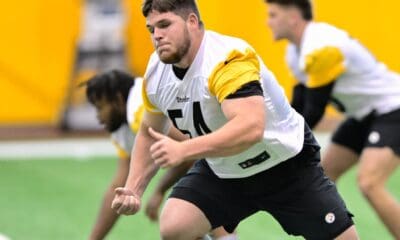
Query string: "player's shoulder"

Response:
xmin=302 ymin=22 xmax=349 ymax=53
xmin=111 ymin=123 xmax=133 ymax=141
xmin=111 ymin=123 xmax=135 ymax=157
xmin=132 ymin=77 xmax=144 ymax=91
xmin=204 ymin=30 xmax=256 ymax=59
xmin=310 ymin=22 xmax=344 ymax=32
xmin=206 ymin=30 xmax=251 ymax=49
xmin=127 ymin=77 xmax=143 ymax=106
xmin=202 ymin=30 xmax=260 ymax=79
xmin=307 ymin=22 xmax=348 ymax=39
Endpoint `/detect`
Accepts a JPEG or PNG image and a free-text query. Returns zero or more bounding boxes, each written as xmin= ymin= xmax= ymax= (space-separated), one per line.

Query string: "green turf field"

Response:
xmin=0 ymin=146 xmax=398 ymax=239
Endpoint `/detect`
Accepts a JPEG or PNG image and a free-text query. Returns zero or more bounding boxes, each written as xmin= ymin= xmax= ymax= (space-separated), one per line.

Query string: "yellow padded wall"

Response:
xmin=123 ymin=0 xmax=154 ymax=77
xmin=0 ymin=0 xmax=81 ymax=125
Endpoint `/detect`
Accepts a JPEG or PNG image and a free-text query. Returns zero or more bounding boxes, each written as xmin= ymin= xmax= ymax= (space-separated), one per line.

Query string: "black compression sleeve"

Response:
xmin=302 ymin=82 xmax=335 ymax=129
xmin=226 ymin=81 xmax=263 ymax=99
xmin=291 ymin=83 xmax=306 ymax=113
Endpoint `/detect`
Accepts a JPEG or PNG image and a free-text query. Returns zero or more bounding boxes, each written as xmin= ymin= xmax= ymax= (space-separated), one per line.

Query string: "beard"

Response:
xmin=158 ymin=27 xmax=191 ymax=64
xmin=105 ymin=109 xmax=126 ymax=132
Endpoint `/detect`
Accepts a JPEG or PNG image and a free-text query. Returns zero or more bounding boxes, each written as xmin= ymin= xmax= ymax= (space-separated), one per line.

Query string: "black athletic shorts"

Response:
xmin=169 ymin=126 xmax=354 ymax=239
xmin=332 ymin=108 xmax=400 ymax=155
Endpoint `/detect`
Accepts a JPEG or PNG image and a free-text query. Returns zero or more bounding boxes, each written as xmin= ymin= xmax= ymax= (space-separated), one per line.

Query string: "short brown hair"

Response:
xmin=266 ymin=0 xmax=313 ymax=20
xmin=142 ymin=0 xmax=203 ymax=26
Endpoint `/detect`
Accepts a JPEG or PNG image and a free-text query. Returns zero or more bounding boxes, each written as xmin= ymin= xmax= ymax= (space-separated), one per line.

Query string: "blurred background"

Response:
xmin=0 ymin=0 xmax=399 ymax=239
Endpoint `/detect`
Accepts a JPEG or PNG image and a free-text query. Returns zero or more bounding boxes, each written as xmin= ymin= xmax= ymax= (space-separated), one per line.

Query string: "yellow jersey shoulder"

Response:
xmin=204 ymin=31 xmax=262 ymax=102
xmin=299 ymin=22 xmax=347 ymax=88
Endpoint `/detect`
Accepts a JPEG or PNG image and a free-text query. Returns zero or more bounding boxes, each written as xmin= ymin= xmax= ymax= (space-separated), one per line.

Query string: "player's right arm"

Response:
xmin=145 ymin=126 xmax=192 ymax=221
xmin=111 ymin=110 xmax=170 ymax=215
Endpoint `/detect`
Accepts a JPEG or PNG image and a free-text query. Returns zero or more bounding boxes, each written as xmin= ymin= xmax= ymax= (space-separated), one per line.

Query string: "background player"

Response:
xmin=85 ymin=70 xmax=235 ymax=240
xmin=265 ymin=0 xmax=400 ymax=237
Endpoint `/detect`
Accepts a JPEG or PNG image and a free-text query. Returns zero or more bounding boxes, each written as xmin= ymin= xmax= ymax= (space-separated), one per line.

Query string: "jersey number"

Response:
xmin=167 ymin=102 xmax=211 ymax=138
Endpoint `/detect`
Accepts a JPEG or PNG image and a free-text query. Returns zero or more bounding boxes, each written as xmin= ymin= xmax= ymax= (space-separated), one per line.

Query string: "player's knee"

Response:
xmin=357 ymin=172 xmax=382 ymax=197
xmin=160 ymin=214 xmax=206 ymax=240
xmin=159 ymin=216 xmax=189 ymax=240
xmin=159 ymin=224 xmax=181 ymax=240
xmin=160 ymin=225 xmax=201 ymax=240
xmin=214 ymin=234 xmax=238 ymax=240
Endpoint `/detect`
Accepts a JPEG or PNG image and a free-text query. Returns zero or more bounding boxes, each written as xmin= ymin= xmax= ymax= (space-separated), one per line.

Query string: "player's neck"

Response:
xmin=175 ymin=29 xmax=205 ymax=69
xmin=291 ymin=20 xmax=310 ymax=48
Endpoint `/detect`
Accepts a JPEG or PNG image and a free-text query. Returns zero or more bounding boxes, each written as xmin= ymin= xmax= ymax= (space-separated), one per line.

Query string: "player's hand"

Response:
xmin=144 ymin=191 xmax=165 ymax=222
xmin=148 ymin=127 xmax=186 ymax=168
xmin=111 ymin=187 xmax=141 ymax=215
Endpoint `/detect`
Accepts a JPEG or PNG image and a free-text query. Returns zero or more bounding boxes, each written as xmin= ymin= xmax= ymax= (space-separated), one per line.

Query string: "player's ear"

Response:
xmin=288 ymin=6 xmax=302 ymax=25
xmin=187 ymin=13 xmax=199 ymax=27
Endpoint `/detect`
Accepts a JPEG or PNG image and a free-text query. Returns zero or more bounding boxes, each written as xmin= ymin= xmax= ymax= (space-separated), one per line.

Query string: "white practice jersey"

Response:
xmin=286 ymin=22 xmax=400 ymax=119
xmin=111 ymin=77 xmax=144 ymax=159
xmin=143 ymin=30 xmax=304 ymax=178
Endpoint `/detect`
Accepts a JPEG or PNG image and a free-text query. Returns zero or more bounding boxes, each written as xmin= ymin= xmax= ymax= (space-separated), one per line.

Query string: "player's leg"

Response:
xmin=210 ymin=227 xmax=237 ymax=240
xmin=159 ymin=198 xmax=211 ymax=240
xmin=263 ymin=142 xmax=359 ymax=239
xmin=159 ymin=203 xmax=237 ymax=240
xmin=357 ymin=147 xmax=400 ymax=238
xmin=160 ymin=159 xmax=252 ymax=240
xmin=334 ymin=226 xmax=358 ymax=240
xmin=322 ymin=143 xmax=358 ymax=182
xmin=356 ymin=109 xmax=400 ymax=238
xmin=322 ymin=118 xmax=367 ymax=182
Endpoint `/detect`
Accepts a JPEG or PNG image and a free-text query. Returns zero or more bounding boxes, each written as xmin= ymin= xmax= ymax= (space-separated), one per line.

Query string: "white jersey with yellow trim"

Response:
xmin=111 ymin=77 xmax=144 ymax=159
xmin=111 ymin=124 xmax=135 ymax=159
xmin=286 ymin=22 xmax=400 ymax=119
xmin=143 ymin=30 xmax=304 ymax=178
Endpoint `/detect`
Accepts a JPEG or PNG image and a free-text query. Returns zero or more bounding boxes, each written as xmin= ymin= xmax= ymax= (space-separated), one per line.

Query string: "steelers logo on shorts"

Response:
xmin=325 ymin=212 xmax=336 ymax=224
xmin=368 ymin=131 xmax=380 ymax=144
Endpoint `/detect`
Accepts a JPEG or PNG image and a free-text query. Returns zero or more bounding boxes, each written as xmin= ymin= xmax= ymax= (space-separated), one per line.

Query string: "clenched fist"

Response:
xmin=111 ymin=187 xmax=141 ymax=215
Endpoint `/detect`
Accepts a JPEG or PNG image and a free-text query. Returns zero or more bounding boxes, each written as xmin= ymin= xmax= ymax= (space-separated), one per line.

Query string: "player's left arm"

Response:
xmin=301 ymin=46 xmax=346 ymax=128
xmin=301 ymin=82 xmax=335 ymax=129
xmin=291 ymin=82 xmax=307 ymax=113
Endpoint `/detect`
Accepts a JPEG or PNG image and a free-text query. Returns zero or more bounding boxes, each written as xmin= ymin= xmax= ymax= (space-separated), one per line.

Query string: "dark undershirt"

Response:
xmin=173 ymin=65 xmax=189 ymax=80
